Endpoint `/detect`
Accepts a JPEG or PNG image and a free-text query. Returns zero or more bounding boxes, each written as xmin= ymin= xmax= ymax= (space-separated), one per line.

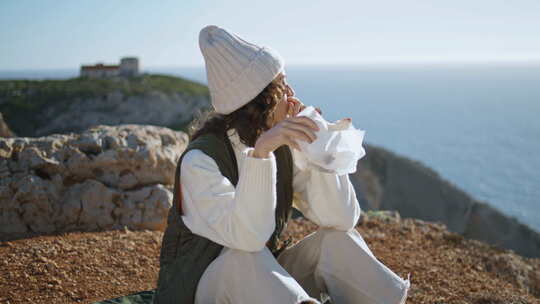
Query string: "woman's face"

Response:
xmin=268 ymin=72 xmax=295 ymax=127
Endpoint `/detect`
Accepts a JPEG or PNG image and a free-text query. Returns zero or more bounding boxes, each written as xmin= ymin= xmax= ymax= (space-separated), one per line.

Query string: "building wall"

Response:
xmin=80 ymin=57 xmax=139 ymax=78
xmin=120 ymin=57 xmax=139 ymax=77
xmin=80 ymin=68 xmax=119 ymax=78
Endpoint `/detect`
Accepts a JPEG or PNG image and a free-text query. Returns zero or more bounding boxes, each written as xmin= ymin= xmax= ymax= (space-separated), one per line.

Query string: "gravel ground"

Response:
xmin=1 ymin=212 xmax=538 ymax=304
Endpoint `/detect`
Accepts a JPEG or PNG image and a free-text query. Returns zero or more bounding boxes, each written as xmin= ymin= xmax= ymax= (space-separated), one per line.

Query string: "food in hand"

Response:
xmin=327 ymin=118 xmax=352 ymax=131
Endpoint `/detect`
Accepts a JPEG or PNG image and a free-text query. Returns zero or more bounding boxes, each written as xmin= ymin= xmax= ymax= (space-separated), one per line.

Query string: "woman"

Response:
xmin=154 ymin=25 xmax=410 ymax=304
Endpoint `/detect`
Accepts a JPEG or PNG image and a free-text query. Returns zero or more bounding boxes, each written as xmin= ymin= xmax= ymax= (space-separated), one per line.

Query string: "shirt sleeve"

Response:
xmin=291 ymin=148 xmax=361 ymax=231
xmin=180 ymin=148 xmax=277 ymax=252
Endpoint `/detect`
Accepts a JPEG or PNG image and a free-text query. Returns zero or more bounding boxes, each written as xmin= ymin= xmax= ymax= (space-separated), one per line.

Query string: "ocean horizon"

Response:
xmin=1 ymin=62 xmax=539 ymax=233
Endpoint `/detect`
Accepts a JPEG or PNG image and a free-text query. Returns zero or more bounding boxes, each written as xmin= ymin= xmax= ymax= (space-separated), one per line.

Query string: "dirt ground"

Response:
xmin=1 ymin=212 xmax=538 ymax=304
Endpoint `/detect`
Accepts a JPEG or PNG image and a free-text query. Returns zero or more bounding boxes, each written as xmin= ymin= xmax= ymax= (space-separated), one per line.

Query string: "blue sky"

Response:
xmin=1 ymin=0 xmax=540 ymax=70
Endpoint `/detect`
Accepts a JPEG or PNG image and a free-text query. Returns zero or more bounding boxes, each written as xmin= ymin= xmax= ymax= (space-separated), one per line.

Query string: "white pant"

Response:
xmin=195 ymin=227 xmax=410 ymax=304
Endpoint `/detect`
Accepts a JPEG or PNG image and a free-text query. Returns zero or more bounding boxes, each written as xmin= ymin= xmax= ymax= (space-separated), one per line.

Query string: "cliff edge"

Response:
xmin=350 ymin=143 xmax=540 ymax=258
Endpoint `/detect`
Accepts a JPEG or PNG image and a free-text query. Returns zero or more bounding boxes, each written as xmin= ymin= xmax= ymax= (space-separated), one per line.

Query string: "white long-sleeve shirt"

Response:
xmin=180 ymin=128 xmax=361 ymax=252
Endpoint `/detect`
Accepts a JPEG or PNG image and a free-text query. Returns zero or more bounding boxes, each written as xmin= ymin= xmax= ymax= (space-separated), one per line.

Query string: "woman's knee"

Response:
xmin=204 ymin=247 xmax=318 ymax=303
xmin=318 ymin=227 xmax=376 ymax=258
xmin=278 ymin=227 xmax=373 ymax=274
xmin=222 ymin=247 xmax=275 ymax=271
xmin=210 ymin=246 xmax=297 ymax=285
xmin=196 ymin=248 xmax=278 ymax=302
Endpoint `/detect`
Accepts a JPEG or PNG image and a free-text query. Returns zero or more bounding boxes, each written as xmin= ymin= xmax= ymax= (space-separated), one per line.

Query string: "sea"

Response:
xmin=1 ymin=63 xmax=539 ymax=233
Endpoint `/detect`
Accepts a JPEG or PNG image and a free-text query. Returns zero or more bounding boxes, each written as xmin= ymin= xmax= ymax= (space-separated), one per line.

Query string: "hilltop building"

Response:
xmin=80 ymin=57 xmax=139 ymax=78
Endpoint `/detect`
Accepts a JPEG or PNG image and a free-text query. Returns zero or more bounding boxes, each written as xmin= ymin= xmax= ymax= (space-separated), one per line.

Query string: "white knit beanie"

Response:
xmin=198 ymin=25 xmax=285 ymax=115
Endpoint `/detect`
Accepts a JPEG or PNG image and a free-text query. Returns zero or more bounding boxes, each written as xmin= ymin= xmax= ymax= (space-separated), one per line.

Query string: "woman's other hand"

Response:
xmin=252 ymin=116 xmax=320 ymax=158
xmin=287 ymin=97 xmax=322 ymax=117
xmin=288 ymin=96 xmax=351 ymax=131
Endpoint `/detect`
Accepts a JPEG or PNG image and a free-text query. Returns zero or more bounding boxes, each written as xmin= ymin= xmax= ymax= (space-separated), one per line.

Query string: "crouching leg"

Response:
xmin=278 ymin=227 xmax=411 ymax=304
xmin=195 ymin=246 xmax=321 ymax=304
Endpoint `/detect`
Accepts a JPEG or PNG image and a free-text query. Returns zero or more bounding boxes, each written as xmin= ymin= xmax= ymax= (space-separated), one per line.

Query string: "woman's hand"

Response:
xmin=252 ymin=116 xmax=319 ymax=158
xmin=288 ymin=96 xmax=352 ymax=130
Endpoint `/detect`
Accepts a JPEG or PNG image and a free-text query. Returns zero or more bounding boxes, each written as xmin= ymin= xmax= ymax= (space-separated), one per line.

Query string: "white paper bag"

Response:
xmin=293 ymin=106 xmax=366 ymax=175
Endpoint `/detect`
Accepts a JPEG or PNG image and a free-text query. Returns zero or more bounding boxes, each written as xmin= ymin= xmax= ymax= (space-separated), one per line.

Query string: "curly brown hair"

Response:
xmin=187 ymin=73 xmax=287 ymax=147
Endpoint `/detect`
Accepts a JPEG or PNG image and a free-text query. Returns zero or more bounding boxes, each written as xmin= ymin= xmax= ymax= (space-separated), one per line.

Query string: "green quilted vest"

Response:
xmin=154 ymin=130 xmax=294 ymax=304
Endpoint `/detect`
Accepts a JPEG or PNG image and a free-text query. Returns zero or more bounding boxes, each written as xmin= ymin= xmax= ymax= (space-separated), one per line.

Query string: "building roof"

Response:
xmin=81 ymin=64 xmax=119 ymax=70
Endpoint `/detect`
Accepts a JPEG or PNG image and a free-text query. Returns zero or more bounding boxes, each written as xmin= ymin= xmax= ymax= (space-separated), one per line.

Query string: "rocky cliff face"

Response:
xmin=0 ymin=124 xmax=188 ymax=240
xmin=350 ymin=143 xmax=540 ymax=258
xmin=33 ymin=91 xmax=208 ymax=137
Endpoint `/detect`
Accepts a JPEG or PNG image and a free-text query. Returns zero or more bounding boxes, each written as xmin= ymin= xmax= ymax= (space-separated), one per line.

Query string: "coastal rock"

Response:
xmin=0 ymin=124 xmax=187 ymax=240
xmin=484 ymin=252 xmax=540 ymax=296
xmin=33 ymin=91 xmax=208 ymax=137
xmin=350 ymin=143 xmax=540 ymax=258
